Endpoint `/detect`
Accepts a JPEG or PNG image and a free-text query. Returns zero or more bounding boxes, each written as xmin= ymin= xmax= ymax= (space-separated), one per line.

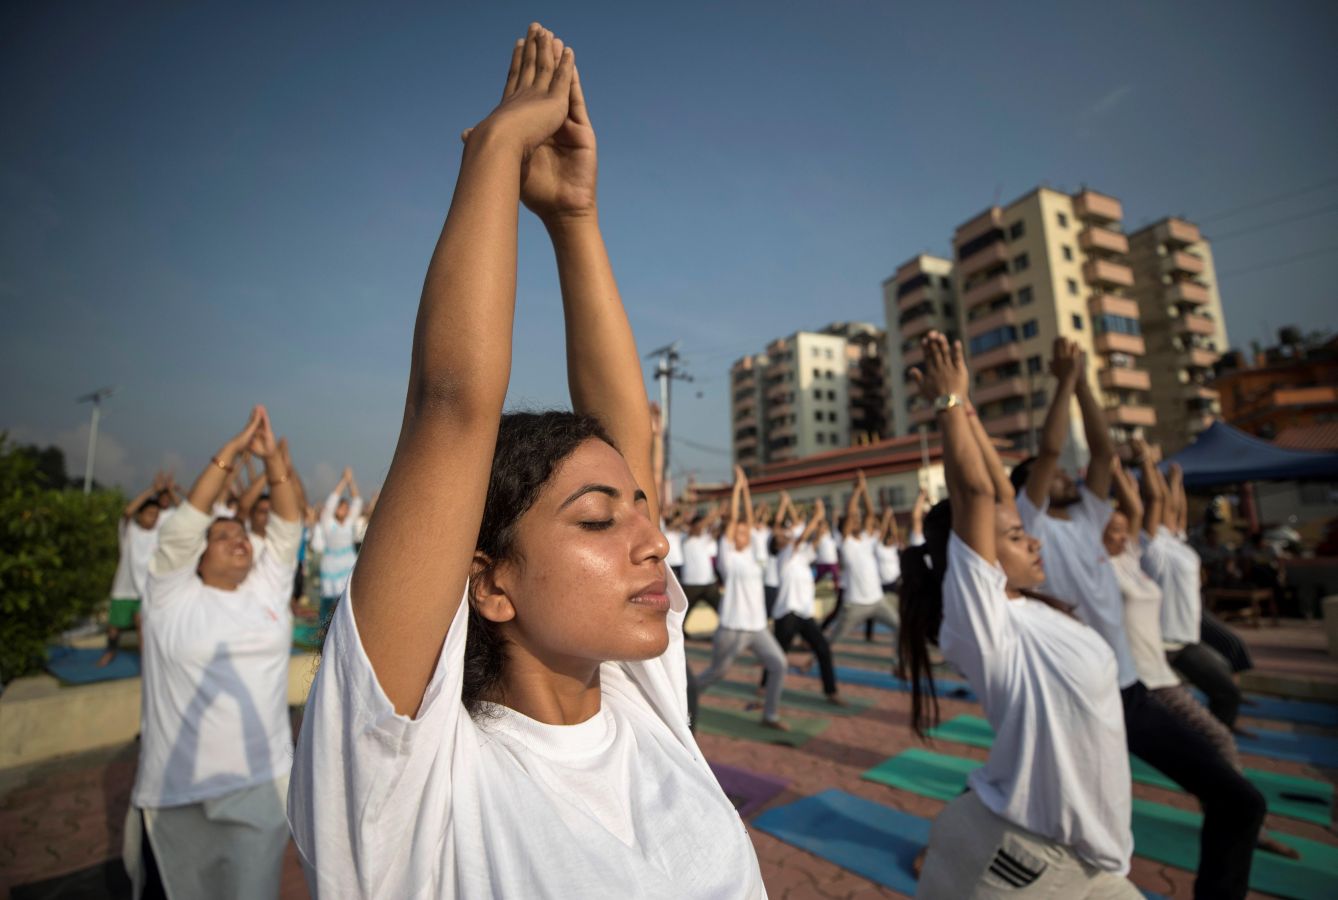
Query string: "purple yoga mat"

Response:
xmin=708 ymin=761 xmax=789 ymax=818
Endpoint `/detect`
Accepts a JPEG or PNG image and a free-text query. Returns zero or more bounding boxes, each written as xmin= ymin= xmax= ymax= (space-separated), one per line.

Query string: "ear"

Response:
xmin=469 ymin=552 xmax=517 ymax=625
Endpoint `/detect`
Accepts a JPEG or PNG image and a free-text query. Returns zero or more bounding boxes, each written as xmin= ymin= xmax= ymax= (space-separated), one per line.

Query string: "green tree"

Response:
xmin=0 ymin=436 xmax=122 ymax=684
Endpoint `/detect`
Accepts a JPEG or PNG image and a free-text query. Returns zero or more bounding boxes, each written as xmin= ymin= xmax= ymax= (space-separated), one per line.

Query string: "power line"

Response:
xmin=672 ymin=435 xmax=733 ymax=457
xmin=1198 ymin=175 xmax=1338 ymax=223
xmin=1216 ymin=244 xmax=1338 ymax=278
xmin=1210 ymin=200 xmax=1338 ymax=242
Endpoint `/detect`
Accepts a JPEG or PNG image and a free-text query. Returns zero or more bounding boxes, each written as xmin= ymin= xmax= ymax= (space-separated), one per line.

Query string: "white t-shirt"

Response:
xmin=752 ymin=526 xmax=780 ymax=588
xmin=939 ymin=533 xmax=1132 ymax=874
xmin=815 ymin=531 xmax=839 ymax=565
xmin=1112 ymin=544 xmax=1180 ymax=690
xmin=839 ymin=533 xmax=883 ymax=605
xmin=288 ymin=570 xmax=766 ymax=900
xmin=874 ymin=542 xmax=902 ymax=586
xmin=664 ymin=527 xmax=685 ymax=568
xmin=318 ymin=492 xmax=364 ymax=599
xmin=1142 ymin=527 xmax=1202 ymax=646
xmin=1017 ymin=490 xmax=1139 ymax=689
xmin=132 ymin=503 xmax=299 ymax=809
xmin=679 ymin=534 xmax=716 ymax=586
xmin=716 ymin=537 xmax=767 ymax=631
xmin=773 ymin=544 xmax=818 ymax=619
xmin=110 ymin=515 xmax=167 ymax=599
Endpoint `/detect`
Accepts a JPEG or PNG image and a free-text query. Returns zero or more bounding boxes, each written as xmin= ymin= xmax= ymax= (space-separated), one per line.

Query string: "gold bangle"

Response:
xmin=210 ymin=456 xmax=233 ymax=473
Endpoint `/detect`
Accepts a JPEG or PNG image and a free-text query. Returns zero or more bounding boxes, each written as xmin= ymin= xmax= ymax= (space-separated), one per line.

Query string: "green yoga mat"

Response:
xmin=930 ymin=715 xmax=1334 ymax=827
xmin=864 ymin=749 xmax=1338 ymax=900
xmin=694 ymin=705 xmax=829 ymax=747
xmin=707 ymin=679 xmax=873 ymax=716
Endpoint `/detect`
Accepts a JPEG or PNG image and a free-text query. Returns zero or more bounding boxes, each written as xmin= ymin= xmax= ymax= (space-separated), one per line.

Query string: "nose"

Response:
xmin=634 ymin=515 xmax=670 ymax=565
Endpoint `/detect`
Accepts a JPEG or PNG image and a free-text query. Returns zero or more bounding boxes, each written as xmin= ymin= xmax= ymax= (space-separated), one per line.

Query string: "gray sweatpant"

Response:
xmin=827 ymin=595 xmax=900 ymax=650
xmin=694 ymin=627 xmax=787 ymax=722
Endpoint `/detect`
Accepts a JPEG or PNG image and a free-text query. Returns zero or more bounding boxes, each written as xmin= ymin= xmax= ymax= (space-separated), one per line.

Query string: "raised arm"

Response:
xmin=965 ymin=399 xmax=1016 ymax=506
xmin=345 ymin=467 xmax=361 ymax=500
xmin=842 ymin=475 xmax=863 ymax=538
xmin=1134 ymin=439 xmax=1165 ymax=538
xmin=1166 ymin=463 xmax=1186 ymax=534
xmin=237 ymin=470 xmax=269 ymax=522
xmin=250 ymin=409 xmax=299 ymax=525
xmin=1023 ymin=338 xmax=1082 ymax=509
xmin=122 ymin=477 xmax=161 ymax=521
xmin=858 ymin=471 xmax=876 ymax=530
xmin=184 ymin=409 xmax=262 ymax=516
xmin=351 ymin=26 xmax=576 ymax=716
xmin=726 ymin=470 xmax=744 ymax=533
xmin=800 ymin=498 xmax=826 ymax=545
xmin=909 ymin=485 xmax=929 ymax=544
xmin=1074 ymin=365 xmax=1114 ymax=499
xmin=1110 ymin=457 xmax=1143 ymax=525
xmin=737 ymin=466 xmax=756 ymax=530
xmin=911 ymin=333 xmax=995 ymax=560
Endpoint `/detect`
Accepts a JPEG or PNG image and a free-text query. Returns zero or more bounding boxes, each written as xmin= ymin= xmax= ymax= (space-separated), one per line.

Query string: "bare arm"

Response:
xmin=185 ymin=410 xmax=263 ymax=515
xmin=1023 ymin=338 xmax=1082 ymax=509
xmin=237 ymin=472 xmax=269 ymax=522
xmin=122 ymin=478 xmax=160 ymax=521
xmin=858 ymin=471 xmax=876 ymax=529
xmin=737 ymin=466 xmax=756 ymax=530
xmin=965 ymin=400 xmax=1016 ymax=505
xmin=1110 ymin=457 xmax=1143 ymax=525
xmin=842 ymin=475 xmax=862 ymax=538
xmin=345 ymin=468 xmax=361 ymax=500
xmin=351 ymin=27 xmax=577 ymax=716
xmin=800 ymin=498 xmax=826 ymax=545
xmin=250 ymin=410 xmax=300 ymax=523
xmin=1168 ymin=463 xmax=1187 ymax=533
xmin=1075 ymin=371 xmax=1114 ymax=500
xmin=726 ymin=472 xmax=743 ymax=533
xmin=1134 ymin=440 xmax=1165 ymax=537
xmin=909 ymin=486 xmax=929 ymax=541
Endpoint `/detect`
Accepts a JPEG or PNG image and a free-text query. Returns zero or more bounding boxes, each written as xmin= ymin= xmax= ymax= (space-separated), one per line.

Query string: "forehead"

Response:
xmin=541 ymin=439 xmax=633 ymax=502
xmin=208 ymin=520 xmax=246 ymax=540
xmin=994 ymin=504 xmax=1023 ymax=530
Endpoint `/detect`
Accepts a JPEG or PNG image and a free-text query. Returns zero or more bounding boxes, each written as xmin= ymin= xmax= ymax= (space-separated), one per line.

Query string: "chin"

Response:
xmin=608 ymin=625 xmax=671 ymax=662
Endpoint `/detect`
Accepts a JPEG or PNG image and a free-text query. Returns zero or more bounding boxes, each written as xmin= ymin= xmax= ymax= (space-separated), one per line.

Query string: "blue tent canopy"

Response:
xmin=1164 ymin=420 xmax=1338 ymax=488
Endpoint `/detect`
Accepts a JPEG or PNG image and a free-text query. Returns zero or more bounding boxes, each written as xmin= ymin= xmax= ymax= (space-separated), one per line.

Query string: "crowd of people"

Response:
xmin=97 ymin=23 xmax=1295 ymax=900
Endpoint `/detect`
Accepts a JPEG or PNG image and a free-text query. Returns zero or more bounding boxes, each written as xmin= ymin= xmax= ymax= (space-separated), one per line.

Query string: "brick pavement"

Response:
xmin=2 ymin=626 xmax=1335 ymax=898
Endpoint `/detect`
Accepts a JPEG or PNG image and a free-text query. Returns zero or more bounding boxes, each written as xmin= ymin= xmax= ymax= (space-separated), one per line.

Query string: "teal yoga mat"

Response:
xmin=864 ymin=749 xmax=1338 ymax=900
xmin=931 ymin=715 xmax=1334 ymax=826
xmin=44 ymin=646 xmax=139 ymax=684
xmin=707 ymin=679 xmax=873 ymax=716
xmin=693 ymin=705 xmax=829 ymax=747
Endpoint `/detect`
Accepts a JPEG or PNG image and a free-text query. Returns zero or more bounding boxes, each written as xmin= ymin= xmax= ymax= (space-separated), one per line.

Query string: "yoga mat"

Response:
xmin=753 ymin=789 xmax=929 ymax=896
xmin=833 ymin=665 xmax=975 ymax=700
xmin=44 ymin=645 xmax=140 ymax=684
xmin=709 ymin=679 xmax=874 ymax=716
xmin=1228 ymin=693 xmax=1338 ymax=729
xmin=863 ymin=750 xmax=1337 ymax=899
xmin=1235 ymin=728 xmax=1338 ymax=769
xmin=707 ymin=761 xmax=788 ymax=818
xmin=694 ymin=705 xmax=829 ymax=747
xmin=932 ymin=715 xmax=1336 ymax=823
xmin=830 ymin=646 xmax=898 ymax=668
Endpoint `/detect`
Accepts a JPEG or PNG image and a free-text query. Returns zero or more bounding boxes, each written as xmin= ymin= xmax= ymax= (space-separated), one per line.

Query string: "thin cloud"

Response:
xmin=1078 ymin=84 xmax=1134 ymax=137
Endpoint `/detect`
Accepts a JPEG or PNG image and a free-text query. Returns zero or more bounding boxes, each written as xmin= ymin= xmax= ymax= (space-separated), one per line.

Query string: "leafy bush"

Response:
xmin=0 ymin=438 xmax=122 ymax=684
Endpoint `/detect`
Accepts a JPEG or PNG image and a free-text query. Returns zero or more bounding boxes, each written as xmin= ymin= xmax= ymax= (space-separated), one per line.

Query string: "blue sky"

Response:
xmin=3 ymin=1 xmax=1336 ymax=496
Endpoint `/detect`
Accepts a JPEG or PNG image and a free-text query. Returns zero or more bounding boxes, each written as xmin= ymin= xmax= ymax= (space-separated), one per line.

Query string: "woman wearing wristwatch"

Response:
xmin=124 ymin=405 xmax=302 ymax=900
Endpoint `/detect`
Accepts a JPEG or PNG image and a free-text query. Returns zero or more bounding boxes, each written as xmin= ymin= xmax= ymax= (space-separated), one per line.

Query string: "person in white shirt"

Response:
xmin=902 ymin=331 xmax=1139 ymax=898
xmin=813 ymin=518 xmax=842 ymax=595
xmin=663 ymin=506 xmax=687 ymax=583
xmin=753 ymin=501 xmax=779 ymax=617
xmin=679 ymin=502 xmax=724 ymax=615
xmin=124 ymin=405 xmax=301 ymax=900
xmin=693 ymin=465 xmax=790 ymax=728
xmin=99 ymin=473 xmax=179 ymax=667
xmin=827 ymin=471 xmax=900 ymax=655
xmin=316 ymin=466 xmax=363 ymax=628
xmin=1014 ymin=338 xmax=1263 ymax=899
xmin=767 ymin=499 xmax=842 ymax=703
xmin=288 ymin=28 xmax=766 ymax=898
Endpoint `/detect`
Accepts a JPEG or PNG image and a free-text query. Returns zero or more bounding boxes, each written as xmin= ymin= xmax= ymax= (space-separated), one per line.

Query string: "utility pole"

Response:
xmin=76 ymin=387 xmax=116 ymax=494
xmin=646 ymin=342 xmax=693 ymax=501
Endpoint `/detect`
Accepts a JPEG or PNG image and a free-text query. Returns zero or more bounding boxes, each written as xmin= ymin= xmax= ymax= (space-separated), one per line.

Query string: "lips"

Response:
xmin=629 ymin=580 xmax=670 ymax=612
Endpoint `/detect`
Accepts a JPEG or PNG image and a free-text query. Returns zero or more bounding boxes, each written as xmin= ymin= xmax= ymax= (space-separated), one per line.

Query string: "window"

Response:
xmin=968 ymin=325 xmax=1019 ymax=356
xmin=1066 ymin=278 xmax=1079 ymax=295
xmin=825 ymin=348 xmax=834 ymax=359
xmin=813 ymin=388 xmax=822 ymax=400
xmin=811 ymin=347 xmax=820 ymax=357
xmin=1026 ymin=354 xmax=1043 ymax=374
xmin=829 ymin=432 xmax=840 ymax=444
xmin=827 ymin=390 xmax=836 ymax=400
xmin=1072 ymin=314 xmax=1083 ymax=330
xmin=814 ymin=411 xmax=824 ymax=422
xmin=1017 ymin=286 xmax=1033 ymax=306
xmin=816 ymin=432 xmax=825 ymax=444
xmin=1031 ymin=390 xmax=1047 ymax=408
xmin=1013 ymin=253 xmax=1029 ymax=272
xmin=943 ymin=302 xmax=956 ymax=317
xmin=828 ymin=411 xmax=837 ymax=422
xmin=825 ymin=370 xmax=835 ymax=380
xmin=1062 ymin=245 xmax=1073 ymax=261
xmin=1058 ymin=212 xmax=1069 ymax=228
xmin=1092 ymin=314 xmax=1141 ymax=336
xmin=1022 ymin=319 xmax=1039 ymax=339
xmin=813 ymin=368 xmax=821 ymax=379
xmin=939 ymin=276 xmax=952 ymax=288
xmin=1009 ymin=221 xmax=1025 ymax=240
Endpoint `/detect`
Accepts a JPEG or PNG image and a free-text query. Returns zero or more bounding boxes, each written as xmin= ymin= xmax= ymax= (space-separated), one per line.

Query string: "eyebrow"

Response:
xmin=557 ymin=484 xmax=649 ymax=511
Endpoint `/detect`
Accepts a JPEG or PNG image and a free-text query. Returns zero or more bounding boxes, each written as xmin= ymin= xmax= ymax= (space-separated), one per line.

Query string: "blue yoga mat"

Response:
xmin=1233 ymin=693 xmax=1338 ymax=729
xmin=1235 ymin=727 xmax=1338 ymax=769
xmin=44 ymin=646 xmax=140 ymax=684
xmin=826 ymin=664 xmax=976 ymax=701
xmin=753 ymin=789 xmax=928 ymax=896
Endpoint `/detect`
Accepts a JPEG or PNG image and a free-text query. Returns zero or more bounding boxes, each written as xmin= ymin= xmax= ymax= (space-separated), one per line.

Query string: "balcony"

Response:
xmin=1175 ymin=313 xmax=1216 ymax=337
xmin=1073 ymin=190 xmax=1123 ymax=223
xmin=902 ymin=310 xmax=936 ymax=340
xmin=1167 ymin=281 xmax=1210 ymax=305
xmin=958 ymin=240 xmax=1010 ymax=280
xmin=966 ymin=305 xmax=1018 ymax=339
xmin=973 ymin=376 xmax=1028 ymax=406
xmin=903 ymin=344 xmax=925 ymax=367
xmin=980 ymin=409 xmax=1032 ymax=436
xmin=765 ymin=382 xmax=789 ymax=402
xmin=962 ymin=272 xmax=1012 ymax=311
xmin=734 ymin=412 xmax=758 ymax=431
xmin=1187 ymin=347 xmax=1220 ymax=368
xmin=734 ymin=434 xmax=758 ymax=451
xmin=1083 ymin=258 xmax=1135 ymax=288
xmin=1165 ymin=218 xmax=1201 ymax=246
xmin=971 ymin=342 xmax=1024 ymax=370
xmin=768 ymin=400 xmax=794 ymax=419
xmin=1182 ymin=384 xmax=1219 ymax=402
xmin=1166 ymin=250 xmax=1205 ymax=276
xmin=955 ymin=207 xmax=1004 ymax=247
xmin=770 ymin=446 xmax=797 ymax=463
xmin=1087 ymin=293 xmax=1140 ymax=319
xmin=1094 ymin=333 xmax=1146 ymax=356
xmin=769 ymin=422 xmax=796 ymax=440
xmin=1099 ymin=367 xmax=1152 ymax=391
xmin=1106 ymin=405 xmax=1156 ymax=427
xmin=1079 ymin=226 xmax=1129 ymax=255
xmin=897 ymin=283 xmax=932 ymax=313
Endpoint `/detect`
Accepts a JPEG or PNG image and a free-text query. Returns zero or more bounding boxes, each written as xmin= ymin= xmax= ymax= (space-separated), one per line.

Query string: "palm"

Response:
xmin=522 ymin=110 xmax=596 ymax=219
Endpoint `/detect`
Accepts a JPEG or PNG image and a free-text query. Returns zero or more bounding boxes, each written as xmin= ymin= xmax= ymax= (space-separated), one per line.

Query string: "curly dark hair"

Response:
xmin=464 ymin=410 xmax=617 ymax=716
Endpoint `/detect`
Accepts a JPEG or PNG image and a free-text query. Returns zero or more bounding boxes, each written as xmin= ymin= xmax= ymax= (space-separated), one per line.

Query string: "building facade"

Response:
xmin=883 ymin=255 xmax=958 ymax=442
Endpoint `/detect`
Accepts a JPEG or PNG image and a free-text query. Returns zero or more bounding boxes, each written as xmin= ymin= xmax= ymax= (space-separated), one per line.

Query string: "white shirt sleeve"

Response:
xmin=1073 ymin=486 xmax=1115 ymax=535
xmin=1016 ymin=491 xmax=1046 ymax=533
xmin=938 ymin=533 xmax=1019 ymax=685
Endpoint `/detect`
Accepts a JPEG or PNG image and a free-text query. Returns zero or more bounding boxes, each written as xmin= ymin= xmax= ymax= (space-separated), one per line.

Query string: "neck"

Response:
xmin=199 ymin=570 xmax=246 ymax=591
xmin=494 ymin=641 xmax=603 ymax=725
xmin=1046 ymin=506 xmax=1072 ymax=521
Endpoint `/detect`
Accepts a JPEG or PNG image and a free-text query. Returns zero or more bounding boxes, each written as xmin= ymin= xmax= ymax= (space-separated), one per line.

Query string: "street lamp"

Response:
xmin=76 ymin=387 xmax=116 ymax=494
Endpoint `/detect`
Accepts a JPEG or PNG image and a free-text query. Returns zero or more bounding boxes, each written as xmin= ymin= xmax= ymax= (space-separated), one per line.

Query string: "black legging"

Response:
xmin=1122 ymin=682 xmax=1265 ymax=900
xmin=1168 ymin=641 xmax=1242 ymax=727
xmin=765 ymin=613 xmax=838 ymax=696
xmin=1199 ymin=611 xmax=1253 ymax=673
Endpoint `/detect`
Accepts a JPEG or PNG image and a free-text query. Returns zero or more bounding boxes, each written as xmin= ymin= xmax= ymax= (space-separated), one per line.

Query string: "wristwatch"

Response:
xmin=933 ymin=393 xmax=961 ymax=413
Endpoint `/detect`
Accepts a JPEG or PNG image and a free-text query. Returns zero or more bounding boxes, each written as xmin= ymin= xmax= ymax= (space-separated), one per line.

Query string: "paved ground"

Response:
xmin=2 ymin=621 xmax=1335 ymax=899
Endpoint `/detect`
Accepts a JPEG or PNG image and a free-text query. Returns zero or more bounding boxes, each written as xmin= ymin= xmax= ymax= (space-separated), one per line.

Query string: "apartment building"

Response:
xmin=883 ymin=255 xmax=958 ymax=440
xmin=1127 ymin=217 xmax=1230 ymax=453
xmin=730 ymin=323 xmax=889 ymax=473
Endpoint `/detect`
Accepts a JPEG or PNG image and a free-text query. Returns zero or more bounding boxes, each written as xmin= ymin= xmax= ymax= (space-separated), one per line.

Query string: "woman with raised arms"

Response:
xmin=288 ymin=25 xmax=766 ymax=899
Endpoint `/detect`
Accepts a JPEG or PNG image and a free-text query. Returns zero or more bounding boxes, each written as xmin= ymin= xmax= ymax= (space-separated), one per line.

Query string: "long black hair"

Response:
xmin=464 ymin=410 xmax=617 ymax=716
xmin=897 ymin=499 xmax=951 ymax=737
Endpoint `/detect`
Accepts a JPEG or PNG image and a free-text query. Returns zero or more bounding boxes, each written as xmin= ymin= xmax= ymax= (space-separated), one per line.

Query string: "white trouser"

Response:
xmin=694 ymin=627 xmax=787 ymax=722
xmin=917 ymin=791 xmax=1140 ymax=899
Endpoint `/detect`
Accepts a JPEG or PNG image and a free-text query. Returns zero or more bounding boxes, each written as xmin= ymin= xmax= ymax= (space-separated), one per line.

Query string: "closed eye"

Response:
xmin=579 ymin=519 xmax=615 ymax=531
